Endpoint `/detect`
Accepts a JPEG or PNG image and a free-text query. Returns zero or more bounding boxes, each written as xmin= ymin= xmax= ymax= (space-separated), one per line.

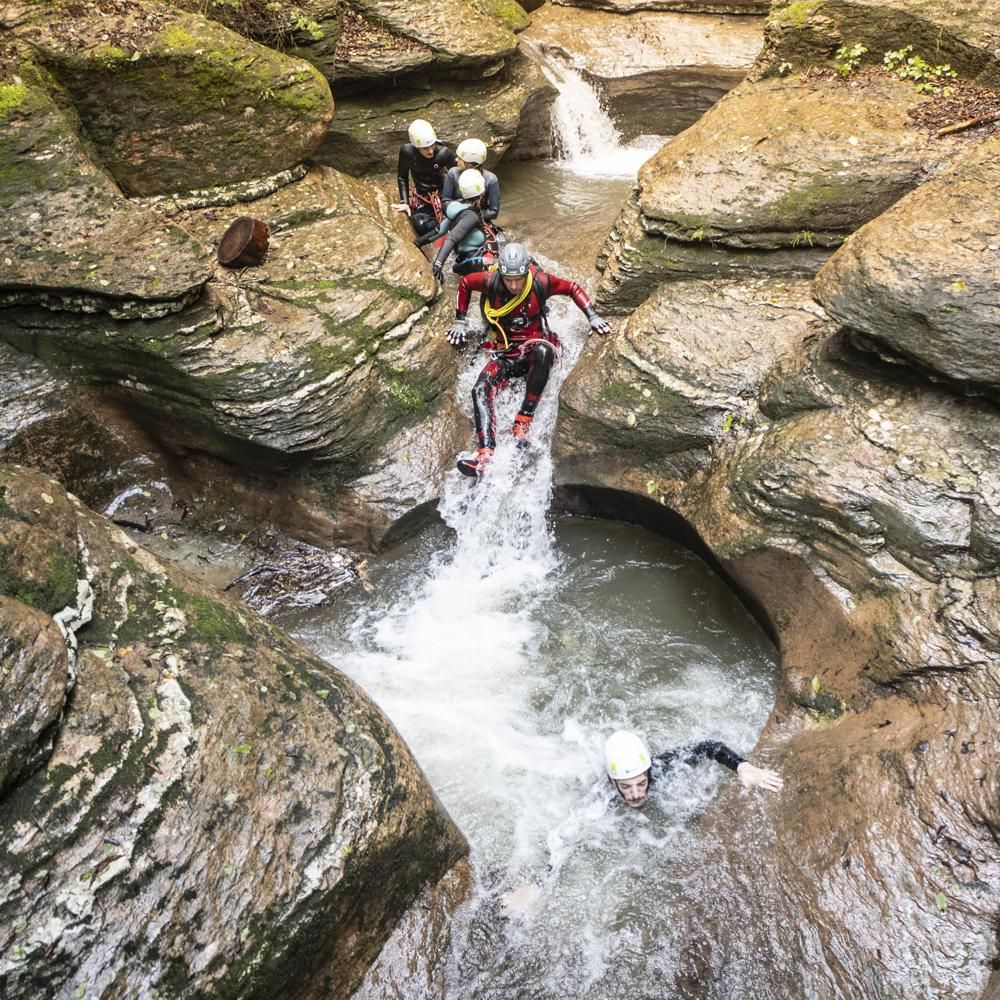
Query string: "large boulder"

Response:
xmin=561 ymin=277 xmax=831 ymax=484
xmin=0 ymin=165 xmax=457 ymax=487
xmin=815 ymin=132 xmax=1000 ymax=393
xmin=596 ymin=75 xmax=967 ymax=311
xmin=8 ymin=0 xmax=333 ymax=197
xmin=754 ymin=0 xmax=1000 ymax=86
xmin=555 ymin=287 xmax=1000 ymax=996
xmin=520 ymin=4 xmax=763 ymax=138
xmin=0 ymin=73 xmax=212 ymax=319
xmin=0 ymin=463 xmax=468 ymax=999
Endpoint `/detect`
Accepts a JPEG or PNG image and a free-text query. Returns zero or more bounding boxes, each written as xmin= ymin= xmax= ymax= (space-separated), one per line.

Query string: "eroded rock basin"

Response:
xmin=288 ymin=503 xmax=779 ymax=999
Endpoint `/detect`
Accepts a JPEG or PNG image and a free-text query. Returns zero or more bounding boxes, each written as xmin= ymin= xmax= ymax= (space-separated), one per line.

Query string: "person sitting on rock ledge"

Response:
xmin=416 ymin=169 xmax=497 ymax=279
xmin=441 ymin=138 xmax=501 ymax=226
xmin=392 ymin=118 xmax=456 ymax=237
xmin=446 ymin=241 xmax=612 ymax=478
xmin=604 ymin=730 xmax=783 ymax=809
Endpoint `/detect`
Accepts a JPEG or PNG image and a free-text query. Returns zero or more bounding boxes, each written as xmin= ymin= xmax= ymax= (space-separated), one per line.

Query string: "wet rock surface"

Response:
xmin=815 ymin=132 xmax=1000 ymax=392
xmin=316 ymin=50 xmax=555 ymax=174
xmin=0 ymin=464 xmax=468 ymax=999
xmin=595 ymin=74 xmax=973 ymax=310
xmin=521 ymin=5 xmax=763 ymax=138
xmin=7 ymin=0 xmax=333 ymax=197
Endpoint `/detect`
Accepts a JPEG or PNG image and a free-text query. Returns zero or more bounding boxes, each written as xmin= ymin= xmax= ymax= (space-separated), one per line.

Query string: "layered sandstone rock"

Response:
xmin=596 ymin=75 xmax=966 ymax=311
xmin=754 ymin=0 xmax=1000 ymax=86
xmin=815 ymin=133 xmax=1000 ymax=391
xmin=7 ymin=0 xmax=333 ymax=197
xmin=0 ymin=464 xmax=468 ymax=999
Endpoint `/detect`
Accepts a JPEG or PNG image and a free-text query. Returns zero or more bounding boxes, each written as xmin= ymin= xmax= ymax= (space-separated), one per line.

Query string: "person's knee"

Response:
xmin=411 ymin=213 xmax=438 ymax=237
xmin=532 ymin=343 xmax=554 ymax=368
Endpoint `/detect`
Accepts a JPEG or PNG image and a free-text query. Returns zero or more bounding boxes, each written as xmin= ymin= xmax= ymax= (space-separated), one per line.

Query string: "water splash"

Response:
xmin=522 ymin=40 xmax=659 ymax=178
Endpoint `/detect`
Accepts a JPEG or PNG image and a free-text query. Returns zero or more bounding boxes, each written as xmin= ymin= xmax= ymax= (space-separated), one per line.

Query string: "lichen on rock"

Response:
xmin=0 ymin=464 xmax=468 ymax=999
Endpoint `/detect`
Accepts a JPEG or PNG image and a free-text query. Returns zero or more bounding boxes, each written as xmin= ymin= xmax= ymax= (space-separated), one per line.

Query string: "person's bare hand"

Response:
xmin=736 ymin=762 xmax=783 ymax=792
xmin=391 ymin=203 xmax=412 ymax=217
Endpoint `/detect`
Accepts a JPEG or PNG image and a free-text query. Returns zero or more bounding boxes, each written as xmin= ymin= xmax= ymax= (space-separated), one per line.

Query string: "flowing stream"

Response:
xmin=290 ymin=54 xmax=779 ymax=998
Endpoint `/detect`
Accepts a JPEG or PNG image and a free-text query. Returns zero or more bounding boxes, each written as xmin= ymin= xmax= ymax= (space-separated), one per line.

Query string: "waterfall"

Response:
xmin=521 ymin=40 xmax=659 ymax=178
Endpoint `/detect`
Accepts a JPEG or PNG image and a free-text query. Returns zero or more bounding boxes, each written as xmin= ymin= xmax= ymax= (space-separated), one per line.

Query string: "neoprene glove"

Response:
xmin=431 ymin=260 xmax=445 ymax=283
xmin=446 ymin=320 xmax=468 ymax=346
xmin=589 ymin=313 xmax=612 ymax=336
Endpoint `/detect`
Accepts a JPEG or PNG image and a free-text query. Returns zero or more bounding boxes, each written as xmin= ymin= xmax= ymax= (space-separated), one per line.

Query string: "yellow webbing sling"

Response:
xmin=482 ymin=269 xmax=533 ymax=350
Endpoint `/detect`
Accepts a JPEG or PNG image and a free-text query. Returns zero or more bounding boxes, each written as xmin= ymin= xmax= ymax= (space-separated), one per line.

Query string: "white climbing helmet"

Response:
xmin=456 ymin=138 xmax=488 ymax=166
xmin=408 ymin=119 xmax=437 ymax=149
xmin=458 ymin=168 xmax=486 ymax=199
xmin=604 ymin=730 xmax=651 ymax=781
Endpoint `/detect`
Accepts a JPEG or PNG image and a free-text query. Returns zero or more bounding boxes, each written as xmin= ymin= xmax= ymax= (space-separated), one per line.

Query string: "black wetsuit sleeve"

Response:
xmin=434 ymin=208 xmax=481 ymax=265
xmin=397 ymin=145 xmax=412 ymax=203
xmin=441 ymin=167 xmax=459 ymax=208
xmin=483 ymin=173 xmax=500 ymax=222
xmin=654 ymin=741 xmax=745 ymax=773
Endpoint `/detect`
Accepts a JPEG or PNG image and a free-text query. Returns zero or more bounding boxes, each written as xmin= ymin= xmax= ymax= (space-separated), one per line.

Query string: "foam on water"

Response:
xmin=521 ymin=40 xmax=660 ymax=179
xmin=295 ymin=295 xmax=777 ymax=994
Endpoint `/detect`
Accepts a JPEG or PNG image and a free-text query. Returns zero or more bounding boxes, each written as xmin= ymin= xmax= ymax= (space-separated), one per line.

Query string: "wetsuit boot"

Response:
xmin=457 ymin=447 xmax=494 ymax=479
xmin=512 ymin=413 xmax=533 ymax=448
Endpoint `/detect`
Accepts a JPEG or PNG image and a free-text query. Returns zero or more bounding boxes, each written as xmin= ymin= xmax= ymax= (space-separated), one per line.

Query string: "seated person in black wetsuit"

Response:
xmin=415 ymin=169 xmax=495 ymax=280
xmin=441 ymin=138 xmax=501 ymax=226
xmin=392 ymin=118 xmax=456 ymax=237
xmin=603 ymin=730 xmax=783 ymax=809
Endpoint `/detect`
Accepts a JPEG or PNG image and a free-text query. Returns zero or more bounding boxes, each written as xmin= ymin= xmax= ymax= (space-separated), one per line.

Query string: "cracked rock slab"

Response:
xmin=815 ymin=133 xmax=1000 ymax=391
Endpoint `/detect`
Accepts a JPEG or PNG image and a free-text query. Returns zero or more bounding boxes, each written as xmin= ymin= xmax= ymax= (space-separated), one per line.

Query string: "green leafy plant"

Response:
xmin=778 ymin=61 xmax=793 ymax=76
xmin=791 ymin=230 xmax=816 ymax=248
xmin=834 ymin=42 xmax=867 ymax=76
xmin=883 ymin=45 xmax=956 ymax=93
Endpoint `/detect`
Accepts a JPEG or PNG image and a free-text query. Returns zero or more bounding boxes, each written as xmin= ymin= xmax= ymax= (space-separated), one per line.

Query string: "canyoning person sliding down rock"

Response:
xmin=416 ymin=169 xmax=499 ymax=279
xmin=441 ymin=138 xmax=501 ymax=225
xmin=392 ymin=119 xmax=456 ymax=237
xmin=447 ymin=242 xmax=612 ymax=478
xmin=604 ymin=730 xmax=783 ymax=810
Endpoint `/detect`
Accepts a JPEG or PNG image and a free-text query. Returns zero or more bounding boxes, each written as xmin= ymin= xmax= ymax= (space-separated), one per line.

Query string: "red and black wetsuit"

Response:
xmin=456 ymin=266 xmax=596 ymax=450
xmin=397 ymin=141 xmax=456 ymax=236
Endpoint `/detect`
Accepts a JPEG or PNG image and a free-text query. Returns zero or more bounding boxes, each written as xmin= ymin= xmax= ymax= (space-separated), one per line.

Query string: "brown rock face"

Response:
xmin=0 ymin=598 xmax=72 ymax=797
xmin=815 ymin=133 xmax=1000 ymax=392
xmin=8 ymin=0 xmax=334 ymax=197
xmin=0 ymin=465 xmax=468 ymax=999
xmin=595 ymin=75 xmax=965 ymax=311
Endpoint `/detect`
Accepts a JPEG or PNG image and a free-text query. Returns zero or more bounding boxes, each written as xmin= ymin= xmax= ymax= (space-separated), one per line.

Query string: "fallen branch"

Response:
xmin=224 ymin=565 xmax=278 ymax=591
xmin=936 ymin=111 xmax=1000 ymax=137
